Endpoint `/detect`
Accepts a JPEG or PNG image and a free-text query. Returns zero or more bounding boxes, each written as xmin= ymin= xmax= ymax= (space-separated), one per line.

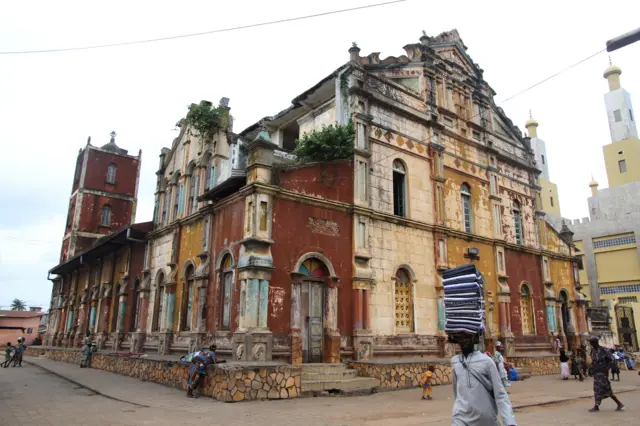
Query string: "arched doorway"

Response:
xmin=520 ymin=283 xmax=534 ymax=335
xmin=394 ymin=268 xmax=414 ymax=334
xmin=295 ymin=256 xmax=331 ymax=363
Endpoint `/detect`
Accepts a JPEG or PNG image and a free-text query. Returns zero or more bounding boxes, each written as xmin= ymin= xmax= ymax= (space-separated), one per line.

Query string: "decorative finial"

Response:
xmin=609 ymin=55 xmax=612 ymax=66
xmin=422 ymin=30 xmax=427 ymax=37
xmin=352 ymin=42 xmax=358 ymax=48
xmin=110 ymin=131 xmax=116 ymax=143
xmin=87 ymin=136 xmax=91 ymax=144
xmin=529 ymin=110 xmax=532 ymax=119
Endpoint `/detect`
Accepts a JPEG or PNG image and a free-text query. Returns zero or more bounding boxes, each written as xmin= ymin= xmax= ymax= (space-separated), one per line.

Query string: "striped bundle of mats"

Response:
xmin=443 ymin=263 xmax=485 ymax=335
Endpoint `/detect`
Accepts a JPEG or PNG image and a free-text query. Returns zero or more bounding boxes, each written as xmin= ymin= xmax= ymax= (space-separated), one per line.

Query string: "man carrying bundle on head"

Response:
xmin=443 ymin=264 xmax=517 ymax=426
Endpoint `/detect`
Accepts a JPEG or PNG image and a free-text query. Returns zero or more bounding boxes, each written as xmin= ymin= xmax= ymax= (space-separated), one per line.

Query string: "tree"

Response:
xmin=10 ymin=299 xmax=26 ymax=311
xmin=292 ymin=121 xmax=355 ymax=163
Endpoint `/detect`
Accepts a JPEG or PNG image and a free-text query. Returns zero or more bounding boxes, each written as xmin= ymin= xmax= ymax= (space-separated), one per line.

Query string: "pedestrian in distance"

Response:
xmin=559 ymin=349 xmax=570 ymax=380
xmin=420 ymin=365 xmax=436 ymax=400
xmin=493 ymin=341 xmax=511 ymax=389
xmin=15 ymin=337 xmax=26 ymax=367
xmin=588 ymin=335 xmax=624 ymax=413
xmin=570 ymin=350 xmax=584 ymax=381
xmin=450 ymin=333 xmax=517 ymax=426
xmin=553 ymin=337 xmax=561 ymax=353
xmin=80 ymin=332 xmax=94 ymax=368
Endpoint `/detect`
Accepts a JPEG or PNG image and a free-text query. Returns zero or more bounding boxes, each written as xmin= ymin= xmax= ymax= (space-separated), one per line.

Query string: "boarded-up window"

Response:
xmin=259 ymin=201 xmax=268 ymax=231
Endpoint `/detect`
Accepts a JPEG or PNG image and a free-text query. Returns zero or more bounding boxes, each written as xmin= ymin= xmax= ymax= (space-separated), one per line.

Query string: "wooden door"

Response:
xmin=308 ymin=282 xmax=324 ymax=363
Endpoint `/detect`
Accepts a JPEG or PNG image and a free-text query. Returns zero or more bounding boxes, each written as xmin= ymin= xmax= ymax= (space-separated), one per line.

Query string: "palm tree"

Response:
xmin=10 ymin=299 xmax=27 ymax=311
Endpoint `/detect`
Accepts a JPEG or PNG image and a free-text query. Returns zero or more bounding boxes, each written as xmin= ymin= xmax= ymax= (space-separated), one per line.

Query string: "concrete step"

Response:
xmin=302 ymin=370 xmax=358 ymax=381
xmin=301 ymin=377 xmax=379 ymax=393
xmin=300 ymin=363 xmax=348 ymax=374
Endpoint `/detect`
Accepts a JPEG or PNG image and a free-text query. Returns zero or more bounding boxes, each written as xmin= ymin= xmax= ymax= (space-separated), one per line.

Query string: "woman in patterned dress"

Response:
xmin=588 ymin=336 xmax=624 ymax=412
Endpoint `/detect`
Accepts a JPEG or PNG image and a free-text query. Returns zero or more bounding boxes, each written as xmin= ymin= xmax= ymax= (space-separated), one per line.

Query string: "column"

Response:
xmin=165 ymin=290 xmax=176 ymax=331
xmin=363 ymin=289 xmax=370 ymax=330
xmin=245 ymin=278 xmax=259 ymax=328
xmin=116 ymin=295 xmax=127 ymax=333
xmin=258 ymin=279 xmax=269 ymax=329
xmin=353 ymin=288 xmax=363 ymax=330
xmin=324 ymin=279 xmax=340 ymax=363
xmin=290 ymin=277 xmax=302 ymax=364
xmin=89 ymin=306 xmax=97 ymax=331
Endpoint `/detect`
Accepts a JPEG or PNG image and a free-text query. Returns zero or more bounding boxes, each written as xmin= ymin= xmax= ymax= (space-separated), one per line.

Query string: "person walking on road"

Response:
xmin=559 ymin=349 xmax=570 ymax=380
xmin=450 ymin=333 xmax=517 ymax=426
xmin=493 ymin=341 xmax=511 ymax=389
xmin=588 ymin=335 xmax=624 ymax=412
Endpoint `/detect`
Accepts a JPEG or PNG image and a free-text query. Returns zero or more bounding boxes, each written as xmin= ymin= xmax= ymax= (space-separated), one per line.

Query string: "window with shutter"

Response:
xmin=392 ymin=160 xmax=406 ymax=217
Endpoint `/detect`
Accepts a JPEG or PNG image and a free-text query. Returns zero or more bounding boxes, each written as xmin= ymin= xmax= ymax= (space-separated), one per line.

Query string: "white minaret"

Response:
xmin=604 ymin=59 xmax=638 ymax=143
xmin=526 ymin=112 xmax=550 ymax=180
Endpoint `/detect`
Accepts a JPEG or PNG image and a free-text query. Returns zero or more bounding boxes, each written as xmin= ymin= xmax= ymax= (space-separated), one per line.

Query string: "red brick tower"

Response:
xmin=60 ymin=132 xmax=141 ymax=262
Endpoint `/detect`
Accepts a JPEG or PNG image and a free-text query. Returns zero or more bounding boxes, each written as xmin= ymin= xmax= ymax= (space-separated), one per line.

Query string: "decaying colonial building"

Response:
xmin=47 ymin=30 xmax=588 ymax=362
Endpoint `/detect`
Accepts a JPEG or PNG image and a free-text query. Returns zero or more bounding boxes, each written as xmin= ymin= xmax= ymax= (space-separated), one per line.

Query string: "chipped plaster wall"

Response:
xmin=174 ymin=220 xmax=204 ymax=331
xmin=368 ymin=218 xmax=437 ymax=336
xmin=147 ymin=232 xmax=174 ymax=332
xmin=298 ymin=103 xmax=336 ymax=136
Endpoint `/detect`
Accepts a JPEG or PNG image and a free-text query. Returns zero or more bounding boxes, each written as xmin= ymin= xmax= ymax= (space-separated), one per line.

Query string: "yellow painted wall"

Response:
xmin=540 ymin=179 xmax=561 ymax=216
xmin=603 ymin=137 xmax=640 ymax=188
xmin=545 ymin=222 xmax=570 ymax=256
xmin=595 ymin=247 xmax=640 ymax=284
xmin=443 ymin=166 xmax=492 ymax=238
xmin=174 ymin=219 xmax=204 ymax=331
xmin=447 ymin=238 xmax=498 ymax=333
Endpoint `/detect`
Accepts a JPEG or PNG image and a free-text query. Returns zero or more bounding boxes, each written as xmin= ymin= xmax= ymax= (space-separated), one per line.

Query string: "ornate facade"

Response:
xmin=47 ymin=30 xmax=587 ymax=360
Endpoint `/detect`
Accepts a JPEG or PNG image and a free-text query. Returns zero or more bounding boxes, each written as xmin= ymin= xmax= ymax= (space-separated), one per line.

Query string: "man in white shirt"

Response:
xmin=450 ymin=333 xmax=517 ymax=426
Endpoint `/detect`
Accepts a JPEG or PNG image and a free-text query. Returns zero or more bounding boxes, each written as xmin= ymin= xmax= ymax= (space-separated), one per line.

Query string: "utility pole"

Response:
xmin=606 ymin=27 xmax=640 ymax=52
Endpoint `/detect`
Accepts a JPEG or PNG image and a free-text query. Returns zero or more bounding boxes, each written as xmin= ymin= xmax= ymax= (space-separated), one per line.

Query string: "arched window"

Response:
xmin=172 ymin=173 xmax=182 ymax=220
xmin=395 ymin=268 xmax=414 ymax=333
xmin=461 ymin=183 xmax=472 ymax=233
xmin=106 ymin=163 xmax=117 ymax=184
xmin=392 ymin=160 xmax=406 ymax=217
xmin=130 ymin=279 xmax=140 ymax=332
xmin=100 ymin=205 xmax=111 ymax=226
xmin=161 ymin=179 xmax=170 ymax=225
xmin=220 ymin=255 xmax=234 ymax=329
xmin=520 ymin=283 xmax=534 ymax=335
xmin=513 ymin=200 xmax=523 ymax=245
xmin=182 ymin=265 xmax=195 ymax=331
xmin=188 ymin=164 xmax=199 ymax=214
xmin=153 ymin=271 xmax=165 ymax=332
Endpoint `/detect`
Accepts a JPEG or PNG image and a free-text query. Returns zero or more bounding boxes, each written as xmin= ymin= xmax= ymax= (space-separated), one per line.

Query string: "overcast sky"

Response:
xmin=1 ymin=0 xmax=639 ymax=310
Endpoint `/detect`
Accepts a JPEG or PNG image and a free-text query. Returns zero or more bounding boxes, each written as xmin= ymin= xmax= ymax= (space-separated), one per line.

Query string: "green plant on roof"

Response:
xmin=292 ymin=121 xmax=355 ymax=163
xmin=178 ymin=100 xmax=230 ymax=141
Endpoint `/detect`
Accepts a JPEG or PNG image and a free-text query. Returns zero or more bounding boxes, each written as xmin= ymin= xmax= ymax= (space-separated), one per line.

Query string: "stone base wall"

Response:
xmin=506 ymin=355 xmax=560 ymax=376
xmin=27 ymin=347 xmax=301 ymax=402
xmin=349 ymin=360 xmax=452 ymax=389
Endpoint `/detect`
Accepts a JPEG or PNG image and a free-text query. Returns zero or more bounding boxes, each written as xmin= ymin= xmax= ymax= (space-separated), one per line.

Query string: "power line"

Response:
xmin=0 ymin=0 xmax=410 ymax=55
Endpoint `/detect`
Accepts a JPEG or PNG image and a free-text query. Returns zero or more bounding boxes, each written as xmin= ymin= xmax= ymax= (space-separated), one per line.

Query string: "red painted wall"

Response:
xmin=78 ymin=194 xmax=132 ymax=233
xmin=207 ymin=198 xmax=245 ymax=333
xmin=505 ymin=249 xmax=547 ymax=337
xmin=84 ymin=149 xmax=138 ymax=196
xmin=270 ymin=198 xmax=353 ymax=336
xmin=278 ymin=160 xmax=354 ymax=203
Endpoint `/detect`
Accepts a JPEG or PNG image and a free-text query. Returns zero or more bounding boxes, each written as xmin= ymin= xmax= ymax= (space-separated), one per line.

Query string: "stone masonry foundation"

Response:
xmin=27 ymin=347 xmax=301 ymax=402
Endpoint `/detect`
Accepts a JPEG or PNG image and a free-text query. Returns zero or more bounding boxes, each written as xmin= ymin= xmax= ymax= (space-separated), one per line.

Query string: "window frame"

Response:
xmin=219 ymin=256 xmax=234 ymax=330
xmin=513 ymin=201 xmax=523 ymax=245
xmin=460 ymin=183 xmax=472 ymax=233
xmin=100 ymin=205 xmax=111 ymax=227
xmin=392 ymin=159 xmax=407 ymax=217
xmin=613 ymin=109 xmax=622 ymax=122
xmin=106 ymin=163 xmax=117 ymax=184
xmin=619 ymin=159 xmax=627 ymax=173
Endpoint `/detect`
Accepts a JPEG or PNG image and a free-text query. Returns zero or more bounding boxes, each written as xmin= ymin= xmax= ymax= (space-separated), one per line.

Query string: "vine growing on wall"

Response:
xmin=177 ymin=100 xmax=230 ymax=141
xmin=292 ymin=121 xmax=355 ymax=163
